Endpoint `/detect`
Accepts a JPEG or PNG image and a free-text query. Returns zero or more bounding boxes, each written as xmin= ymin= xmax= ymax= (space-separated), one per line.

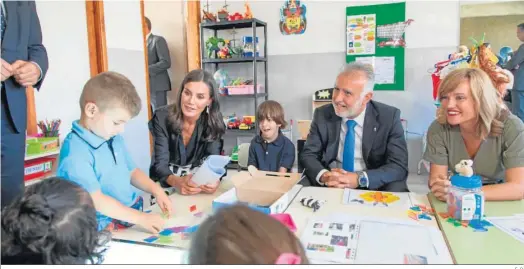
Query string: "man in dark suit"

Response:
xmin=300 ymin=62 xmax=409 ymax=192
xmin=1 ymin=1 xmax=48 ymax=207
xmin=506 ymin=23 xmax=524 ymax=121
xmin=145 ymin=17 xmax=171 ymax=110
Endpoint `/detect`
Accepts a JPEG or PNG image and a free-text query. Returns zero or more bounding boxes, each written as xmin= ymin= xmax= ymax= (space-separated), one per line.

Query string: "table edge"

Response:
xmin=427 ymin=193 xmax=457 ymax=265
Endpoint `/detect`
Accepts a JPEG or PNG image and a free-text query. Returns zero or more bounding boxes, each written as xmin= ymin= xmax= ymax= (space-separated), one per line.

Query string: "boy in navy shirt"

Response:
xmin=248 ymin=100 xmax=295 ymax=172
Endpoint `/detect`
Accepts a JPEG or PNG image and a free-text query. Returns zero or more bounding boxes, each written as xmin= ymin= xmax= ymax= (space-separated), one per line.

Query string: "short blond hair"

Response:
xmin=79 ymin=71 xmax=142 ymax=117
xmin=437 ymin=68 xmax=505 ymax=139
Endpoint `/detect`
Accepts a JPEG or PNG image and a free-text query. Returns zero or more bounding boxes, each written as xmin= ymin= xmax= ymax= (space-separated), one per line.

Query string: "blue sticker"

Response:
xmin=159 ymin=229 xmax=173 ymax=236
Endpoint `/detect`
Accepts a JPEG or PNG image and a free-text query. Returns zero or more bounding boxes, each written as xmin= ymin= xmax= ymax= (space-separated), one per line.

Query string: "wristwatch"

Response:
xmin=356 ymin=171 xmax=369 ymax=188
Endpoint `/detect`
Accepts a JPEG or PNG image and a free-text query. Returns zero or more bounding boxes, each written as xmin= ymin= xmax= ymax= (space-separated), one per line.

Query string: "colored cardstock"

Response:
xmin=143 ymin=236 xmax=158 ymax=243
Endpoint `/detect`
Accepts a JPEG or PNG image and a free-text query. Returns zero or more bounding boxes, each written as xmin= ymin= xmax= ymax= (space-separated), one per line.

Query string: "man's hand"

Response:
xmin=321 ymin=169 xmax=358 ymax=189
xmin=1 ymin=59 xmax=13 ymax=82
xmin=167 ymin=174 xmax=202 ymax=195
xmin=430 ymin=174 xmax=450 ymax=202
xmin=152 ymin=186 xmax=173 ymax=217
xmin=201 ymin=180 xmax=220 ymax=194
xmin=11 ymin=60 xmax=41 ymax=87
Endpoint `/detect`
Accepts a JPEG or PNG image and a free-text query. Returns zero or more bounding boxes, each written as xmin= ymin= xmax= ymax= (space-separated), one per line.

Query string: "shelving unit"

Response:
xmin=200 ymin=18 xmax=269 ymax=155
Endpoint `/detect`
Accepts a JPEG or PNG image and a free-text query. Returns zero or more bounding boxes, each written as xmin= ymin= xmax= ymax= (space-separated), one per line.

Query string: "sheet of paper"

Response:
xmin=486 ymin=216 xmax=524 ymax=244
xmin=103 ymin=241 xmax=186 ymax=264
xmin=346 ymin=14 xmax=376 ymax=55
xmin=356 ymin=56 xmax=395 ymax=84
xmin=300 ymin=214 xmax=453 ymax=264
xmin=342 ymin=188 xmax=413 ymax=208
xmin=191 ymin=155 xmax=230 ymax=186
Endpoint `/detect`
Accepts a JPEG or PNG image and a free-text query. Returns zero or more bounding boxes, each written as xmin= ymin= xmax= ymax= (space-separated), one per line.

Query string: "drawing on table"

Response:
xmin=343 ymin=189 xmax=411 ymax=208
xmin=330 ymin=235 xmax=349 ymax=247
xmin=307 ymin=243 xmax=335 ymax=253
xmin=329 ymin=223 xmax=344 ymax=231
xmin=404 ymin=254 xmax=428 ymax=264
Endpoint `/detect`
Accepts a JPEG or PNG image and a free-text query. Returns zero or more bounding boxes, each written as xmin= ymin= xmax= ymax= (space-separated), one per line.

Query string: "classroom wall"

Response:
xmin=104 ymin=0 xmax=151 ymax=175
xmin=460 ymin=15 xmax=522 ymax=53
xmin=204 ymin=0 xmax=460 ymax=174
xmin=34 ymin=0 xmax=91 ymax=142
xmin=144 ymin=0 xmax=188 ymax=104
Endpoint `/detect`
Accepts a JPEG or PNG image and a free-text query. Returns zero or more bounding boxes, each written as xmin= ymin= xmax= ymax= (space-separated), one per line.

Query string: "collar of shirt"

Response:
xmin=72 ymin=120 xmax=108 ymax=149
xmin=146 ymin=32 xmax=152 ymax=41
xmin=256 ymin=130 xmax=285 ymax=146
xmin=341 ymin=106 xmax=367 ymax=128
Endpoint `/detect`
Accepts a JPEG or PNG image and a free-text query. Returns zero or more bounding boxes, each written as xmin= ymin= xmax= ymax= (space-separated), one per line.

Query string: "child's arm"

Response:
xmin=90 ymin=190 xmax=165 ymax=233
xmin=279 ymin=139 xmax=296 ymax=173
xmin=130 ymin=168 xmax=174 ymax=215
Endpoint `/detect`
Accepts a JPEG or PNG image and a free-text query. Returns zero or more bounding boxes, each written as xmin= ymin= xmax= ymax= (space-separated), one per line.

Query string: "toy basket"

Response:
xmin=377 ymin=19 xmax=413 ymax=47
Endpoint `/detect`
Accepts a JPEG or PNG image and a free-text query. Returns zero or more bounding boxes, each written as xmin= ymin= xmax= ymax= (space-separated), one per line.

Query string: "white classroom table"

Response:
xmin=106 ymin=172 xmax=439 ymax=264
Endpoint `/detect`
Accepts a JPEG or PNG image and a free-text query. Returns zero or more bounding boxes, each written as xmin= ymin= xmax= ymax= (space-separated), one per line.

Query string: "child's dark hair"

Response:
xmin=256 ymin=100 xmax=287 ymax=129
xmin=189 ymin=205 xmax=308 ymax=264
xmin=1 ymin=177 xmax=106 ymax=264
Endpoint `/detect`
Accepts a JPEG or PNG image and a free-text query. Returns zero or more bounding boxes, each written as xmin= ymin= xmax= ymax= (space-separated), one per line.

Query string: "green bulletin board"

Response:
xmin=346 ymin=2 xmax=406 ymax=91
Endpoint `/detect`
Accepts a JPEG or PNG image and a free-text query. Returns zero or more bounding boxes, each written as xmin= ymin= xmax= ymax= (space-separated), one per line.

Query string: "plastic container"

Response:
xmin=447 ymin=174 xmax=484 ymax=221
xmin=226 ymin=84 xmax=264 ymax=95
xmin=242 ymin=36 xmax=259 ymax=57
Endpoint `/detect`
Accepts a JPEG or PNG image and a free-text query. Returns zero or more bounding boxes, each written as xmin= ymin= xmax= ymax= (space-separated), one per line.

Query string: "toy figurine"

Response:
xmin=244 ymin=1 xmax=253 ymax=19
xmin=455 ymin=159 xmax=474 ymax=177
xmin=300 ymin=197 xmax=325 ymax=212
xmin=202 ymin=10 xmax=217 ymax=22
xmin=228 ymin=12 xmax=244 ymax=21
xmin=205 ymin=37 xmax=226 ymax=58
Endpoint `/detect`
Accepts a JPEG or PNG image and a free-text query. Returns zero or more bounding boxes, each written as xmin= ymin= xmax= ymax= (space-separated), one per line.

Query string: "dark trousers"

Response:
xmin=1 ymin=88 xmax=26 ymax=208
xmin=151 ymin=91 xmax=168 ymax=111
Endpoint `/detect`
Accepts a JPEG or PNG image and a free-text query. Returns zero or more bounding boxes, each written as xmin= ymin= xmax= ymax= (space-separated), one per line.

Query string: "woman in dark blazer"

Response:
xmin=150 ymin=69 xmax=225 ymax=195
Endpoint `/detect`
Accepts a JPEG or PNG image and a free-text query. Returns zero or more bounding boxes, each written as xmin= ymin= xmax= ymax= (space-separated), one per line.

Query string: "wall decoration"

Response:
xmin=346 ymin=2 xmax=407 ymax=91
xmin=279 ymin=0 xmax=307 ymax=35
xmin=346 ymin=14 xmax=376 ymax=55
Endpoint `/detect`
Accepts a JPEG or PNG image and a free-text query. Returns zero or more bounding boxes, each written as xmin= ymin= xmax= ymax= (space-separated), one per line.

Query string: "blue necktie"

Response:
xmin=343 ymin=120 xmax=357 ymax=172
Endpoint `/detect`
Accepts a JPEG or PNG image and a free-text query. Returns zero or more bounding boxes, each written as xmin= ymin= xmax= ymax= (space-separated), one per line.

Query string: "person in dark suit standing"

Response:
xmin=145 ymin=17 xmax=171 ymax=110
xmin=506 ymin=23 xmax=524 ymax=122
xmin=300 ymin=62 xmax=409 ymax=192
xmin=1 ymin=1 xmax=48 ymax=208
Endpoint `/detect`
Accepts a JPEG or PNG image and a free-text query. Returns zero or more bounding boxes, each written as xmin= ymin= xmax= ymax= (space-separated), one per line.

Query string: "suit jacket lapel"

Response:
xmin=147 ymin=34 xmax=154 ymax=48
xmin=2 ymin=1 xmax=17 ymax=47
xmin=362 ymin=101 xmax=379 ymax=162
xmin=326 ymin=105 xmax=342 ymax=162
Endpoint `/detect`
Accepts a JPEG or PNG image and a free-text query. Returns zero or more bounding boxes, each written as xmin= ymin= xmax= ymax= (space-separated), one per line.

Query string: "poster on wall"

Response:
xmin=356 ymin=56 xmax=395 ymax=84
xmin=346 ymin=14 xmax=376 ymax=55
xmin=279 ymin=0 xmax=307 ymax=35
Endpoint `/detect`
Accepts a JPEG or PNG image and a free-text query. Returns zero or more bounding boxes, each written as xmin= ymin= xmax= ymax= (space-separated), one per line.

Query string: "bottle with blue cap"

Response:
xmin=447 ymin=160 xmax=484 ymax=221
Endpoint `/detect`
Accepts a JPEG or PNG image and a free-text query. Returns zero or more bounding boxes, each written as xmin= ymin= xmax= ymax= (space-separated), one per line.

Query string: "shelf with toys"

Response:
xmin=200 ymin=1 xmax=268 ymax=164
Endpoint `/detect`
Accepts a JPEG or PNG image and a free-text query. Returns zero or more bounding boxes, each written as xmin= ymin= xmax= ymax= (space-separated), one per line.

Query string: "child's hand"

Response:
xmin=201 ymin=180 xmax=220 ymax=194
xmin=138 ymin=212 xmax=166 ymax=234
xmin=153 ymin=186 xmax=173 ymax=217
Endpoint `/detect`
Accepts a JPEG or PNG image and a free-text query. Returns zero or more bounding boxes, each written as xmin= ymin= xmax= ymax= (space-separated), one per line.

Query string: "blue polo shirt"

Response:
xmin=247 ymin=132 xmax=295 ymax=172
xmin=57 ymin=121 xmax=137 ymax=230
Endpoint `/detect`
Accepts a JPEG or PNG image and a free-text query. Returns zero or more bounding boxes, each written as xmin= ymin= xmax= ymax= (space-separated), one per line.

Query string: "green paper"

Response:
xmin=156 ymin=235 xmax=174 ymax=244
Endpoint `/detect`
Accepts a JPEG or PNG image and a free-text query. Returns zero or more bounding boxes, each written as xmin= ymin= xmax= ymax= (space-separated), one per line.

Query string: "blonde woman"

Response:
xmin=424 ymin=68 xmax=524 ymax=201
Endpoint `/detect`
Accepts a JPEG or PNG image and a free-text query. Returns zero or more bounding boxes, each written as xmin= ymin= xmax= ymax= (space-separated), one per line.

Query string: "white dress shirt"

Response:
xmin=316 ymin=107 xmax=369 ymax=186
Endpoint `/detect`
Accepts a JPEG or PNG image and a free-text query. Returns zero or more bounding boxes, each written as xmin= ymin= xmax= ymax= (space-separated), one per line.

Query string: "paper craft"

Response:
xmin=184 ymin=225 xmax=200 ymax=234
xmin=346 ymin=14 xmax=376 ymax=55
xmin=486 ymin=215 xmax=524 ymax=243
xmin=143 ymin=236 xmax=158 ymax=243
xmin=191 ymin=155 xmax=230 ymax=186
xmin=407 ymin=204 xmax=435 ymax=221
xmin=165 ymin=226 xmax=189 ymax=234
xmin=438 ymin=212 xmax=493 ymax=232
xmin=300 ymin=215 xmax=452 ymax=264
xmin=342 ymin=189 xmax=412 ymax=208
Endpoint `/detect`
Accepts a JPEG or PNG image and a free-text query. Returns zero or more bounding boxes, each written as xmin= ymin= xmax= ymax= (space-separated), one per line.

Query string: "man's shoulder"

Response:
xmin=314 ymin=104 xmax=335 ymax=119
xmin=370 ymin=100 xmax=400 ymax=115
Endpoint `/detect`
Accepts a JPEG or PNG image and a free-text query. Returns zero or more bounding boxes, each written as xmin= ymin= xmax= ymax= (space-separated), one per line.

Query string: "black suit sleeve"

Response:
xmin=149 ymin=111 xmax=173 ymax=186
xmin=149 ymin=36 xmax=171 ymax=76
xmin=300 ymin=108 xmax=326 ymax=186
xmin=28 ymin=1 xmax=48 ymax=90
xmin=365 ymin=109 xmax=409 ymax=189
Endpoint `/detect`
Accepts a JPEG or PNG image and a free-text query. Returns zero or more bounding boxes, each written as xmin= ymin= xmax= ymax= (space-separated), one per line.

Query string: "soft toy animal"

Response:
xmin=455 ymin=159 xmax=474 ymax=177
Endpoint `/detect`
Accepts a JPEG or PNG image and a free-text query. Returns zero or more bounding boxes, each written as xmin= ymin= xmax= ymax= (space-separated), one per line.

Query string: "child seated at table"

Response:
xmin=188 ymin=205 xmax=308 ymax=264
xmin=1 ymin=177 xmax=110 ymax=264
xmin=56 ymin=71 xmax=172 ymax=233
xmin=248 ymin=100 xmax=295 ymax=172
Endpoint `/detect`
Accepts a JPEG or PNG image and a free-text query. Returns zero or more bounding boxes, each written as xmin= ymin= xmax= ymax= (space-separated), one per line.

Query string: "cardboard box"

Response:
xmin=297 ymin=120 xmax=312 ymax=140
xmin=212 ymin=167 xmax=303 ymax=214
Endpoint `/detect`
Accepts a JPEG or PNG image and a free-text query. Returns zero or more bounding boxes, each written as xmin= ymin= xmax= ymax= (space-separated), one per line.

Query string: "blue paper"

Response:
xmin=159 ymin=229 xmax=173 ymax=236
xmin=143 ymin=236 xmax=158 ymax=243
xmin=184 ymin=225 xmax=200 ymax=233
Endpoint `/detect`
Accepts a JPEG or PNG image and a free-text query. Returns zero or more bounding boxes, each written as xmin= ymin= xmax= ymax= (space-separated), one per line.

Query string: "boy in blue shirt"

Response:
xmin=248 ymin=100 xmax=295 ymax=172
xmin=57 ymin=71 xmax=172 ymax=234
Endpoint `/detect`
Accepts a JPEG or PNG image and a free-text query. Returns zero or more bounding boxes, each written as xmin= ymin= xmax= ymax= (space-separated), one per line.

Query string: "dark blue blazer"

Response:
xmin=300 ymin=101 xmax=409 ymax=190
xmin=2 ymin=1 xmax=48 ymax=133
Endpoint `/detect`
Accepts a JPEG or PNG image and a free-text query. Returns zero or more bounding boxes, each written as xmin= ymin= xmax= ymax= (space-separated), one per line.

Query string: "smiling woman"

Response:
xmin=424 ymin=68 xmax=524 ymax=202
xmin=149 ymin=69 xmax=226 ymax=196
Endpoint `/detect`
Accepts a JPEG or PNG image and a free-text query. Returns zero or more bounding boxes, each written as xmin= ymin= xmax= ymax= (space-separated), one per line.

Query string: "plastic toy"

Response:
xmin=244 ymin=1 xmax=253 ymax=19
xmin=300 ymin=197 xmax=325 ymax=212
xmin=228 ymin=12 xmax=244 ymax=21
xmin=227 ymin=118 xmax=240 ymax=129
xmin=469 ymin=34 xmax=510 ymax=95
xmin=202 ymin=10 xmax=217 ymax=22
xmin=230 ymin=145 xmax=239 ymax=162
xmin=205 ymin=37 xmax=226 ymax=58
xmin=377 ymin=19 xmax=414 ymax=48
xmin=455 ymin=159 xmax=474 ymax=177
xmin=217 ymin=8 xmax=229 ymax=21
xmin=190 ymin=205 xmax=197 ymax=212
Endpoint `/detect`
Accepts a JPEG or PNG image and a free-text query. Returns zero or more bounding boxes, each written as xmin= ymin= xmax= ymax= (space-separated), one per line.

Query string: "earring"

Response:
xmin=206 ymin=106 xmax=210 ymax=114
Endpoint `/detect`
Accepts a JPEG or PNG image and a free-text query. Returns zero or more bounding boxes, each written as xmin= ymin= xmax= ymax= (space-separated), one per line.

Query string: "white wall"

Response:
xmin=34 ymin=0 xmax=91 ymax=141
xmin=104 ymin=0 xmax=152 ymax=174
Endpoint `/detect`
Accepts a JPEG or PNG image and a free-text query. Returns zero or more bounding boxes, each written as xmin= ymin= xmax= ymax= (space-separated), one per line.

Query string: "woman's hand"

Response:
xmin=167 ymin=174 xmax=202 ymax=195
xmin=200 ymin=180 xmax=220 ymax=194
xmin=430 ymin=174 xmax=451 ymax=202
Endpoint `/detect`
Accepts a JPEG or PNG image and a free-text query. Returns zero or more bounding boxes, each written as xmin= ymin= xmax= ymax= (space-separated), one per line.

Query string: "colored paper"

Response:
xmin=166 ymin=226 xmax=189 ymax=233
xmin=346 ymin=14 xmax=376 ymax=55
xmin=194 ymin=212 xmax=204 ymax=218
xmin=159 ymin=229 xmax=173 ymax=236
xmin=156 ymin=235 xmax=174 ymax=244
xmin=184 ymin=225 xmax=200 ymax=234
xmin=343 ymin=189 xmax=412 ymax=208
xmin=143 ymin=236 xmax=158 ymax=243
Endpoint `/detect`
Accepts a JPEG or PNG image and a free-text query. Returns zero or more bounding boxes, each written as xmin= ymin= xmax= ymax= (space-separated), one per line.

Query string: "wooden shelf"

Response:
xmin=24 ymin=149 xmax=60 ymax=161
